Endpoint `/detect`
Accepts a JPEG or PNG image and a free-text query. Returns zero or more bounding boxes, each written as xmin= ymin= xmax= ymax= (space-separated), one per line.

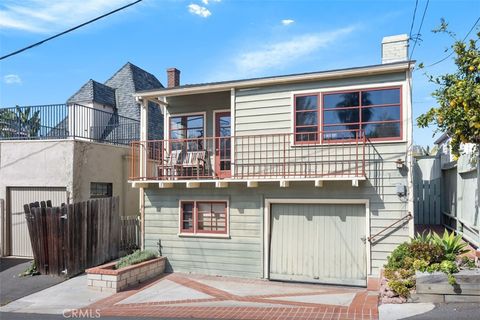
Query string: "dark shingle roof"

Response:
xmin=67 ymin=79 xmax=116 ymax=106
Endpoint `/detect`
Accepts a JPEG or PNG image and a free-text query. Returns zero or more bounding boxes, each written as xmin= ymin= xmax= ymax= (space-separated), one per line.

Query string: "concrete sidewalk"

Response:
xmin=0 ymin=274 xmax=113 ymax=314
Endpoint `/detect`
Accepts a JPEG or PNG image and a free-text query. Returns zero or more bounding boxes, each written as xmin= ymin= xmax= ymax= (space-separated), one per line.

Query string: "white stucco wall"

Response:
xmin=0 ymin=139 xmax=139 ymax=256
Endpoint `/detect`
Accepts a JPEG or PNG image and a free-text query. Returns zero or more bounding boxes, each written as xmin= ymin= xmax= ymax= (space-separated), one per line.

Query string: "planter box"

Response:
xmin=85 ymin=256 xmax=166 ymax=293
xmin=410 ymin=269 xmax=480 ymax=303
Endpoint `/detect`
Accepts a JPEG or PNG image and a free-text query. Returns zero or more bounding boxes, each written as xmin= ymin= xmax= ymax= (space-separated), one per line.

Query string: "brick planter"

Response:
xmin=85 ymin=256 xmax=166 ymax=292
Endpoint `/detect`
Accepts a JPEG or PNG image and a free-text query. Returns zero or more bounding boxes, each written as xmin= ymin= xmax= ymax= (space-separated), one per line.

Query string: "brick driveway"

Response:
xmin=81 ymin=273 xmax=379 ymax=320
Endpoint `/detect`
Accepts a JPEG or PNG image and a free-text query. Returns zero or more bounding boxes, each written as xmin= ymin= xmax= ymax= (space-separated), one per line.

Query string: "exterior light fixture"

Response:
xmin=395 ymin=159 xmax=405 ymax=169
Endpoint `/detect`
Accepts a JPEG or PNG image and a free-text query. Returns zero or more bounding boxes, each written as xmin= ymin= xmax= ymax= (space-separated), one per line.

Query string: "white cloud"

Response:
xmin=0 ymin=0 xmax=133 ymax=34
xmin=281 ymin=19 xmax=295 ymax=26
xmin=226 ymin=26 xmax=356 ymax=78
xmin=4 ymin=74 xmax=22 ymax=84
xmin=188 ymin=4 xmax=211 ymax=18
xmin=201 ymin=0 xmax=221 ymax=4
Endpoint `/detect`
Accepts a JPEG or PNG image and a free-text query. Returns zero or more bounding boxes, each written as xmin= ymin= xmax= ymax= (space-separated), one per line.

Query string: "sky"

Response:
xmin=0 ymin=0 xmax=479 ymax=147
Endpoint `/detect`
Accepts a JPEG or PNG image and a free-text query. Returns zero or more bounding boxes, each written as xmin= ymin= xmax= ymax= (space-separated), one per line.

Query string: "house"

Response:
xmin=0 ymin=62 xmax=163 ymax=257
xmin=129 ymin=34 xmax=415 ymax=288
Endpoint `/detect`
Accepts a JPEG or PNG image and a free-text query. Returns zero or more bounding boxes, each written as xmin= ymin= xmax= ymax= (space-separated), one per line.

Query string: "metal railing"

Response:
xmin=130 ymin=129 xmax=367 ymax=181
xmin=0 ymin=104 xmax=139 ymax=145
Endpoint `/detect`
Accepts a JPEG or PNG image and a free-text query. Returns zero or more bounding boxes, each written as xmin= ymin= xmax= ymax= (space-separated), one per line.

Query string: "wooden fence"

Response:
xmin=120 ymin=215 xmax=140 ymax=253
xmin=24 ymin=197 xmax=120 ymax=277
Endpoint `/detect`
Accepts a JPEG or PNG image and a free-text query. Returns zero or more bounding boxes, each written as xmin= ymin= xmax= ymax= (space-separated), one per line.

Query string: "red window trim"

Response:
xmin=293 ymin=86 xmax=403 ymax=144
xmin=179 ymin=200 xmax=228 ymax=235
xmin=294 ymin=93 xmax=320 ymax=144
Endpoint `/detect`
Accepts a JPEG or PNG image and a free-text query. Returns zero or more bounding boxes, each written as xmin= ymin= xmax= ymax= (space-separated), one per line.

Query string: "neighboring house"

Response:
xmin=130 ymin=34 xmax=415 ymax=287
xmin=0 ymin=62 xmax=163 ymax=257
xmin=434 ymin=133 xmax=478 ymax=246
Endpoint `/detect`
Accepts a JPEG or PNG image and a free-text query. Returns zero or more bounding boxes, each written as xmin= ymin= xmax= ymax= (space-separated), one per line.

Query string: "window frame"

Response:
xmin=179 ymin=200 xmax=229 ymax=237
xmin=292 ymin=85 xmax=403 ymax=144
xmin=293 ymin=93 xmax=321 ymax=144
xmin=168 ymin=112 xmax=206 ymax=150
xmin=90 ymin=182 xmax=113 ymax=199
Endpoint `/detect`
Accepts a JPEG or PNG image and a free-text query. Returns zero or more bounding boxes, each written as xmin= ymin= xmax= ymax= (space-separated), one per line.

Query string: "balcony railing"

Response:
xmin=130 ymin=130 xmax=367 ymax=181
xmin=0 ymin=104 xmax=139 ymax=146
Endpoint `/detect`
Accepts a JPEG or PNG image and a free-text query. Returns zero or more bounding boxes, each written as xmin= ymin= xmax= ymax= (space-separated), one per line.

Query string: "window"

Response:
xmin=322 ymin=87 xmax=401 ymax=141
xmin=90 ymin=182 xmax=112 ymax=198
xmin=169 ymin=114 xmax=204 ymax=150
xmin=294 ymin=95 xmax=319 ymax=143
xmin=180 ymin=201 xmax=228 ymax=235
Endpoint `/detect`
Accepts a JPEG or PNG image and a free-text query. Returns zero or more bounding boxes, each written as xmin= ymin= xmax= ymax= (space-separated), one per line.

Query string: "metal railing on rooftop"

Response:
xmin=0 ymin=104 xmax=139 ymax=145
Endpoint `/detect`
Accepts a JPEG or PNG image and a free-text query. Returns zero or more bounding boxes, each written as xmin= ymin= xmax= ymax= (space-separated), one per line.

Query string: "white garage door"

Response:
xmin=270 ymin=203 xmax=367 ymax=286
xmin=8 ymin=187 xmax=67 ymax=257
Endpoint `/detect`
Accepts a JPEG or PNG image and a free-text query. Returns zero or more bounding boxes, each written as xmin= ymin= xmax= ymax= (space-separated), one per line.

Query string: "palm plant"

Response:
xmin=0 ymin=108 xmax=17 ymax=138
xmin=15 ymin=106 xmax=41 ymax=137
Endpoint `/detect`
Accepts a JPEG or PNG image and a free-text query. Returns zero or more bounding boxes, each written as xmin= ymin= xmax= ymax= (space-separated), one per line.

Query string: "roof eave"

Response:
xmin=134 ymin=61 xmax=414 ymax=99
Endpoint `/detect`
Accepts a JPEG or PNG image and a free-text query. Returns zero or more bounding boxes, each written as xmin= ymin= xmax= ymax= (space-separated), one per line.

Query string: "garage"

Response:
xmin=269 ymin=202 xmax=368 ymax=286
xmin=7 ymin=187 xmax=67 ymax=257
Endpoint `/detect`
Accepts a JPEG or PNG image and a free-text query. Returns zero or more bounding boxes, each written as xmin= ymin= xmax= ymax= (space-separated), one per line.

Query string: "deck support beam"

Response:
xmin=186 ymin=181 xmax=200 ymax=188
xmin=279 ymin=180 xmax=289 ymax=188
xmin=315 ymin=179 xmax=324 ymax=188
xmin=352 ymin=179 xmax=359 ymax=187
xmin=215 ymin=181 xmax=229 ymax=188
xmin=132 ymin=182 xmax=150 ymax=189
xmin=158 ymin=182 xmax=173 ymax=188
xmin=247 ymin=181 xmax=258 ymax=188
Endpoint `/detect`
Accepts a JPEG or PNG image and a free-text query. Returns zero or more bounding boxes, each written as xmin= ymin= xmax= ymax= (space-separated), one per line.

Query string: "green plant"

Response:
xmin=408 ymin=240 xmax=445 ymax=264
xmin=413 ymin=230 xmax=433 ymax=244
xmin=439 ymin=260 xmax=459 ymax=285
xmin=432 ymin=230 xmax=470 ymax=256
xmin=413 ymin=259 xmax=429 ymax=272
xmin=19 ymin=261 xmax=39 ymax=277
xmin=426 ymin=263 xmax=441 ymax=273
xmin=115 ymin=250 xmax=157 ymax=270
xmin=385 ymin=242 xmax=410 ymax=269
xmin=459 ymin=256 xmax=476 ymax=269
xmin=388 ymin=279 xmax=415 ymax=297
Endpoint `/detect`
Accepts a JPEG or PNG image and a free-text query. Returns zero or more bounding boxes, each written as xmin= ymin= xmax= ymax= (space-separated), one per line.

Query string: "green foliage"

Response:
xmin=459 ymin=256 xmax=477 ymax=269
xmin=385 ymin=242 xmax=410 ymax=269
xmin=115 ymin=250 xmax=157 ymax=270
xmin=431 ymin=230 xmax=470 ymax=256
xmin=408 ymin=241 xmax=445 ymax=264
xmin=440 ymin=260 xmax=459 ymax=274
xmin=388 ymin=279 xmax=413 ymax=297
xmin=19 ymin=261 xmax=39 ymax=277
xmin=416 ymin=21 xmax=480 ymax=157
xmin=413 ymin=259 xmax=429 ymax=272
xmin=426 ymin=263 xmax=441 ymax=273
xmin=0 ymin=107 xmax=41 ymax=138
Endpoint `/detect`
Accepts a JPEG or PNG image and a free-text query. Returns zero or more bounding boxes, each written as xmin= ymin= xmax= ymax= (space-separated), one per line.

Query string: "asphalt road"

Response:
xmin=403 ymin=303 xmax=480 ymax=320
xmin=0 ymin=258 xmax=64 ymax=306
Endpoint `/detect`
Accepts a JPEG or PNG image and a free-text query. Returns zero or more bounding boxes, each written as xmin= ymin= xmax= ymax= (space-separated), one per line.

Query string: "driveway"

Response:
xmin=80 ymin=273 xmax=379 ymax=320
xmin=0 ymin=257 xmax=64 ymax=306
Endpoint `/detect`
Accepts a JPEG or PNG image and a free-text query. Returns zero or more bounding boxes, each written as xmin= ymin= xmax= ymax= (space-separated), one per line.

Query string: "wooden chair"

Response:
xmin=161 ymin=150 xmax=208 ymax=179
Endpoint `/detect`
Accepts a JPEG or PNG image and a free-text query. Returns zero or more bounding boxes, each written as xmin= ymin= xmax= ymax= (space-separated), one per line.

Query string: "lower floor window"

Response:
xmin=90 ymin=182 xmax=112 ymax=198
xmin=180 ymin=201 xmax=228 ymax=234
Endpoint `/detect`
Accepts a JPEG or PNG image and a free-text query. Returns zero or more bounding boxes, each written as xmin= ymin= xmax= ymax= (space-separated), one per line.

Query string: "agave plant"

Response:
xmin=412 ymin=230 xmax=434 ymax=244
xmin=432 ymin=230 xmax=470 ymax=257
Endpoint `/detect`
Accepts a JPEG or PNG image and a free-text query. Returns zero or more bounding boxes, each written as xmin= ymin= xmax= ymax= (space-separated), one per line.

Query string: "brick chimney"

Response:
xmin=381 ymin=34 xmax=409 ymax=64
xmin=167 ymin=68 xmax=180 ymax=88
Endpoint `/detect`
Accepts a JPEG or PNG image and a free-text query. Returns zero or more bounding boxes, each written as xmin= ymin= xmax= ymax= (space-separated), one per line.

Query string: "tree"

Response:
xmin=0 ymin=106 xmax=41 ymax=138
xmin=416 ymin=20 xmax=480 ymax=158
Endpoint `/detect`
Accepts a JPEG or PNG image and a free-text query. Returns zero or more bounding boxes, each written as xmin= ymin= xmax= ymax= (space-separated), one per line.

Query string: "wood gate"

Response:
xmin=24 ymin=197 xmax=120 ymax=277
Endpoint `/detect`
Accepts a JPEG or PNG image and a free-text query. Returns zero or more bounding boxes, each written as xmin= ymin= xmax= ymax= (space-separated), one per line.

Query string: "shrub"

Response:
xmin=408 ymin=241 xmax=445 ymax=264
xmin=115 ymin=250 xmax=157 ymax=270
xmin=385 ymin=242 xmax=410 ymax=269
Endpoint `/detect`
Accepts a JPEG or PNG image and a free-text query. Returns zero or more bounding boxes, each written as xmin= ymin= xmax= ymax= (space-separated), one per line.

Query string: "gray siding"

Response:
xmin=145 ymin=157 xmax=410 ymax=278
xmin=235 ymin=73 xmax=406 ymax=135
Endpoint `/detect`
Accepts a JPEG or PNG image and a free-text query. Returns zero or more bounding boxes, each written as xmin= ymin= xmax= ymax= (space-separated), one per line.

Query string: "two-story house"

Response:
xmin=130 ymin=35 xmax=414 ymax=288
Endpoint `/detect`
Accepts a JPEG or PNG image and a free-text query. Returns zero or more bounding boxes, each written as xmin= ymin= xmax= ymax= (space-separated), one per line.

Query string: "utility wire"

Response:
xmin=408 ymin=0 xmax=419 ymax=41
xmin=422 ymin=16 xmax=480 ymax=68
xmin=0 ymin=0 xmax=143 ymax=61
xmin=409 ymin=0 xmax=430 ymax=60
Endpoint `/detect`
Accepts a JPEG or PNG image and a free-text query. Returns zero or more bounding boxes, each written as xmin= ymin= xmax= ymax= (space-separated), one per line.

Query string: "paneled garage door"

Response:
xmin=8 ymin=187 xmax=67 ymax=257
xmin=269 ymin=203 xmax=367 ymax=286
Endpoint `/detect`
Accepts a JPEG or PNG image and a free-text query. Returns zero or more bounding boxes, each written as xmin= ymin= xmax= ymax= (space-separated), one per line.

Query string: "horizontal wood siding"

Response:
xmin=145 ymin=149 xmax=411 ymax=277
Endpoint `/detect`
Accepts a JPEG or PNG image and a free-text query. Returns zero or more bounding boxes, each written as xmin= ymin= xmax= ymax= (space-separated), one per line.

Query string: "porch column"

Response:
xmin=139 ymin=98 xmax=149 ymax=180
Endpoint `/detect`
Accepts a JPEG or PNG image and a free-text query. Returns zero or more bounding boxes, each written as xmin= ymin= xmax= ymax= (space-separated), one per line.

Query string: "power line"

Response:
xmin=409 ymin=0 xmax=430 ymax=61
xmin=408 ymin=0 xmax=419 ymax=41
xmin=0 ymin=0 xmax=143 ymax=61
xmin=422 ymin=16 xmax=480 ymax=68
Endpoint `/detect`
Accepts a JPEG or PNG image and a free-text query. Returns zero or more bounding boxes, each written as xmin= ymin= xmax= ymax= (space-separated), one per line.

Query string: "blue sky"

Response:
xmin=0 ymin=0 xmax=478 ymax=147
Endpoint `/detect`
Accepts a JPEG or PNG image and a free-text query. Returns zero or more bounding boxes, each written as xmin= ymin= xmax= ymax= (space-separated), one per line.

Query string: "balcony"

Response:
xmin=0 ymin=104 xmax=139 ymax=145
xmin=130 ymin=130 xmax=368 ymax=185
